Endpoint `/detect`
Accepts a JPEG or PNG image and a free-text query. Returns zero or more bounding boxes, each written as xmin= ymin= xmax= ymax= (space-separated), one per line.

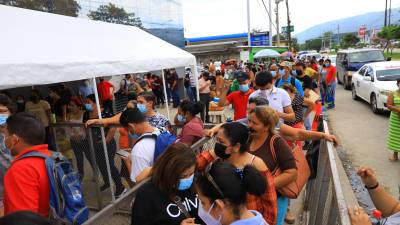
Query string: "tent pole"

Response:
xmin=161 ymin=70 xmax=171 ymax=121
xmin=92 ymin=77 xmax=116 ymax=202
xmin=191 ymin=65 xmax=200 ymax=101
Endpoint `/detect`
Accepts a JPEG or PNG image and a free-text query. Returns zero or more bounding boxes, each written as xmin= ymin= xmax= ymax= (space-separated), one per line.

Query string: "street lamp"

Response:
xmin=275 ymin=0 xmax=284 ymax=46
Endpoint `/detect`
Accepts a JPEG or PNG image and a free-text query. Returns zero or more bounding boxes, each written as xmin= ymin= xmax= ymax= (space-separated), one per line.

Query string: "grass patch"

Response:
xmin=384 ymin=52 xmax=400 ymax=60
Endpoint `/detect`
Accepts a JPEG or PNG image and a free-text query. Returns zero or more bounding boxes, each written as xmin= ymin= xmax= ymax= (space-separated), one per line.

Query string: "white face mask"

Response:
xmin=198 ymin=201 xmax=222 ymax=225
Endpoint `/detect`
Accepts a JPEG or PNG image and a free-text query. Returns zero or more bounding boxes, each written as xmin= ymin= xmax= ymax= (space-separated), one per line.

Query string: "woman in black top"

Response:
xmin=132 ymin=143 xmax=203 ymax=225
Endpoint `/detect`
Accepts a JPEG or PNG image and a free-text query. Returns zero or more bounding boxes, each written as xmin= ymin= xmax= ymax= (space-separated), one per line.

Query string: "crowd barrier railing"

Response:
xmin=304 ymin=120 xmax=359 ymax=225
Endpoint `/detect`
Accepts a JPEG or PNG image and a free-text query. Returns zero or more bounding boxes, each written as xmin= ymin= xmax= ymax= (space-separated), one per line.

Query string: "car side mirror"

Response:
xmin=364 ymin=76 xmax=372 ymax=81
xmin=387 ymin=57 xmax=392 ymax=61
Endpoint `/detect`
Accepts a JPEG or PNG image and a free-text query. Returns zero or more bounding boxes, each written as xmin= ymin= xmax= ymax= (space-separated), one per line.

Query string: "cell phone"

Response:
xmin=116 ymin=149 xmax=130 ymax=158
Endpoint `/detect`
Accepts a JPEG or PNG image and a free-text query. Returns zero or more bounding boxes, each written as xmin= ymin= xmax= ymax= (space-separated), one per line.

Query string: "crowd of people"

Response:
xmin=0 ymin=53 xmax=397 ymax=225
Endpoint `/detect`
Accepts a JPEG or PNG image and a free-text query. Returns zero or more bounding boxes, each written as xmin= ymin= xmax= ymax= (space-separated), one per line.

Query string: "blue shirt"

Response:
xmin=230 ymin=210 xmax=268 ymax=225
xmin=275 ymin=76 xmax=304 ymax=97
xmin=78 ymin=86 xmax=94 ymax=98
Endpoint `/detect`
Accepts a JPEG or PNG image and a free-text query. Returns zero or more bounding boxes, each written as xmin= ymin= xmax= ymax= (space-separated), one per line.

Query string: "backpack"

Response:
xmin=275 ymin=76 xmax=296 ymax=88
xmin=18 ymin=151 xmax=89 ymax=225
xmin=137 ymin=132 xmax=177 ymax=162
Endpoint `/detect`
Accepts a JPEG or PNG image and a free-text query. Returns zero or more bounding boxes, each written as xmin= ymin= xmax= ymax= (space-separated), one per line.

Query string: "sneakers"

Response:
xmin=100 ymin=184 xmax=110 ymax=192
xmin=115 ymin=188 xmax=128 ymax=199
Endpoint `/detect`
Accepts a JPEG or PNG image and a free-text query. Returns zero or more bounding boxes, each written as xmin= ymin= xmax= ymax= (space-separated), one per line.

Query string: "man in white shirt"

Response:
xmin=249 ymin=71 xmax=295 ymax=124
xmin=119 ymin=108 xmax=160 ymax=183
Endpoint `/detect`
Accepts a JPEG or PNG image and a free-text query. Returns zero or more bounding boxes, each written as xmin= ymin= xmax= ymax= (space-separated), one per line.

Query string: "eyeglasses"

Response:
xmin=204 ymin=164 xmax=224 ymax=198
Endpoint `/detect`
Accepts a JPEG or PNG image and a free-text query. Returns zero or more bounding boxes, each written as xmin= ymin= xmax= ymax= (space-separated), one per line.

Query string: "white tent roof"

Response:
xmin=0 ymin=5 xmax=196 ymax=90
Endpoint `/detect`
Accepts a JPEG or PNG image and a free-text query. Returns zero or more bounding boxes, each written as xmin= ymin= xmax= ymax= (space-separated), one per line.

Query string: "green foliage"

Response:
xmin=340 ymin=34 xmax=360 ymax=48
xmin=2 ymin=0 xmax=80 ymax=17
xmin=378 ymin=25 xmax=400 ymax=41
xmin=88 ymin=3 xmax=143 ymax=29
xmin=301 ymin=38 xmax=322 ymax=51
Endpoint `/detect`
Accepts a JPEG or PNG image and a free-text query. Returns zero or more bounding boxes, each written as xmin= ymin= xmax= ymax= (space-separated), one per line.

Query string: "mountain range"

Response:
xmin=295 ymin=8 xmax=400 ymax=44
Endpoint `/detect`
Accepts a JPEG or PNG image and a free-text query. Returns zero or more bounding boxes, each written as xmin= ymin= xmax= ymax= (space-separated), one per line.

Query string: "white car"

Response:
xmin=328 ymin=55 xmax=337 ymax=67
xmin=351 ymin=61 xmax=400 ymax=113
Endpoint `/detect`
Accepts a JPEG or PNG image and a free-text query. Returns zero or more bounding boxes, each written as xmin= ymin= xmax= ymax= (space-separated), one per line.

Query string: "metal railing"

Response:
xmin=81 ymin=135 xmax=217 ymax=225
xmin=304 ymin=120 xmax=359 ymax=225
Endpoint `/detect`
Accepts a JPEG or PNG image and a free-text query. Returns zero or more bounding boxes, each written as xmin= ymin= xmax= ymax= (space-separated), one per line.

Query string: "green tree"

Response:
xmin=378 ymin=25 xmax=400 ymax=53
xmin=340 ymin=34 xmax=360 ymax=49
xmin=88 ymin=3 xmax=143 ymax=29
xmin=2 ymin=0 xmax=80 ymax=17
xmin=302 ymin=38 xmax=322 ymax=51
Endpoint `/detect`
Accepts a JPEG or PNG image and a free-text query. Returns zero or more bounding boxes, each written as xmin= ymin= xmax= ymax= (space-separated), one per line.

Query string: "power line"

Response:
xmin=260 ymin=0 xmax=278 ymax=31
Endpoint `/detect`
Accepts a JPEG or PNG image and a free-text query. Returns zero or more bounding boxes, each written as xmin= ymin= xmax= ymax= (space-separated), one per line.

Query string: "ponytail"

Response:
xmin=242 ymin=165 xmax=266 ymax=196
xmin=180 ymin=100 xmax=204 ymax=117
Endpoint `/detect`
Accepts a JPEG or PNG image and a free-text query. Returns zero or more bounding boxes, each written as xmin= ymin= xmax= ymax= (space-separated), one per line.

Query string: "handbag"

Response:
xmin=270 ymin=135 xmax=311 ymax=199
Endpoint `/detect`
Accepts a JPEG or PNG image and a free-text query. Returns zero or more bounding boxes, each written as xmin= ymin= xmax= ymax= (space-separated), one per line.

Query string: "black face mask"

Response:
xmin=296 ymin=69 xmax=303 ymax=76
xmin=214 ymin=142 xmax=231 ymax=160
xmin=249 ymin=128 xmax=256 ymax=133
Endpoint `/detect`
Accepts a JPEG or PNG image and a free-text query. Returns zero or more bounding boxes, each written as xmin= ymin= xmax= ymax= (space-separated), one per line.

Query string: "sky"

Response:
xmin=182 ymin=0 xmax=400 ymax=38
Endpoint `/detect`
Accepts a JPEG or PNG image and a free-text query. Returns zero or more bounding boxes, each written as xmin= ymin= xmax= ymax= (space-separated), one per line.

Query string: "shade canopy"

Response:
xmin=253 ymin=49 xmax=280 ymax=58
xmin=0 ymin=5 xmax=196 ymax=90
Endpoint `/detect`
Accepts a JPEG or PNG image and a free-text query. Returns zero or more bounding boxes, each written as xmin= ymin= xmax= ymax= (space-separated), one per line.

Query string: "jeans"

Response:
xmin=70 ymin=138 xmax=95 ymax=180
xmin=186 ymin=86 xmax=196 ymax=102
xmin=200 ymin=93 xmax=211 ymax=122
xmin=190 ymin=86 xmax=197 ymax=101
xmin=277 ymin=196 xmax=289 ymax=225
xmin=171 ymin=89 xmax=180 ymax=107
xmin=166 ymin=87 xmax=172 ymax=102
xmin=94 ymin=139 xmax=124 ymax=191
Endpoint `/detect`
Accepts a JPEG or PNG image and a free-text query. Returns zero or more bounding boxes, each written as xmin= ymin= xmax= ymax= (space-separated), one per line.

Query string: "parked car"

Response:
xmin=351 ymin=61 xmax=400 ymax=113
xmin=337 ymin=49 xmax=387 ymax=90
xmin=300 ymin=53 xmax=322 ymax=61
xmin=328 ymin=55 xmax=337 ymax=67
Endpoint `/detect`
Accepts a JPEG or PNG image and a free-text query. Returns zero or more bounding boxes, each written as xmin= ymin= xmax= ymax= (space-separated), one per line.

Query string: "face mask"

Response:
xmin=177 ymin=174 xmax=194 ymax=190
xmin=84 ymin=103 xmax=93 ymax=112
xmin=177 ymin=114 xmax=186 ymax=123
xmin=137 ymin=103 xmax=147 ymax=113
xmin=324 ymin=63 xmax=330 ymax=67
xmin=279 ymin=69 xmax=286 ymax=75
xmin=270 ymin=71 xmax=277 ymax=77
xmin=239 ymin=84 xmax=249 ymax=93
xmin=17 ymin=100 xmax=24 ymax=104
xmin=214 ymin=142 xmax=231 ymax=160
xmin=198 ymin=202 xmax=222 ymax=225
xmin=128 ymin=132 xmax=140 ymax=139
xmin=291 ymin=70 xmax=297 ymax=76
xmin=249 ymin=128 xmax=256 ymax=133
xmin=0 ymin=115 xmax=8 ymax=126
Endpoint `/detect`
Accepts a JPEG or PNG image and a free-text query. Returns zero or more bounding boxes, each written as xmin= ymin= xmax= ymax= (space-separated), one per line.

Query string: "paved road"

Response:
xmin=329 ymin=85 xmax=400 ymax=196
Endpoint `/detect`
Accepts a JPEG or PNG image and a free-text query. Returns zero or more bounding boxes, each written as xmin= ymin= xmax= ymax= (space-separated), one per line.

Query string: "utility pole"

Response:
xmin=275 ymin=0 xmax=283 ymax=46
xmin=285 ymin=0 xmax=291 ymax=49
xmin=269 ymin=0 xmax=273 ymax=46
xmin=389 ymin=0 xmax=392 ymax=25
xmin=384 ymin=0 xmax=388 ymax=26
xmin=337 ymin=24 xmax=340 ymax=46
xmin=247 ymin=0 xmax=251 ymax=47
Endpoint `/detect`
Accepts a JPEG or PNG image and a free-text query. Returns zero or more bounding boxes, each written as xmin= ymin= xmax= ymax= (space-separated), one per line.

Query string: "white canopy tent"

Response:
xmin=0 ymin=5 xmax=200 ymax=200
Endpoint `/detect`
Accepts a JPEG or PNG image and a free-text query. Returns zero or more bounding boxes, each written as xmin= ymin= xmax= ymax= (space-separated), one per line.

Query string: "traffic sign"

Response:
xmin=282 ymin=26 xmax=294 ymax=33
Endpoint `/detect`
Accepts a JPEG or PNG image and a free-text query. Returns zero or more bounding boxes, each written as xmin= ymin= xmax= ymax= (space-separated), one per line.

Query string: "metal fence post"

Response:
xmin=87 ymin=127 xmax=103 ymax=210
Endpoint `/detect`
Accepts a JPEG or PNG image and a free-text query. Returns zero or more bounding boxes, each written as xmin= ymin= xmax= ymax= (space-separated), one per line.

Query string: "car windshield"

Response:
xmin=349 ymin=51 xmax=385 ymax=63
xmin=376 ymin=68 xmax=400 ymax=81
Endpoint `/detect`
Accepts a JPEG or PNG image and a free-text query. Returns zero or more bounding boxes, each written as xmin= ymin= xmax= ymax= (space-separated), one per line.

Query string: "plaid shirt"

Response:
xmin=196 ymin=151 xmax=278 ymax=225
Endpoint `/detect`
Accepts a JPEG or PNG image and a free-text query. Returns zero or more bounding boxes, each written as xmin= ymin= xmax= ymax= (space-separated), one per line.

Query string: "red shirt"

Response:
xmin=325 ymin=65 xmax=337 ymax=85
xmin=227 ymin=89 xmax=254 ymax=121
xmin=4 ymin=145 xmax=51 ymax=217
xmin=97 ymin=81 xmax=114 ymax=101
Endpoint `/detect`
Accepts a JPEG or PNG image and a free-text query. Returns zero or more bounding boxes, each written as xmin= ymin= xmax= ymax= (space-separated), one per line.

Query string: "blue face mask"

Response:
xmin=128 ymin=132 xmax=140 ymax=139
xmin=239 ymin=84 xmax=250 ymax=93
xmin=291 ymin=70 xmax=297 ymax=76
xmin=84 ymin=104 xmax=93 ymax=112
xmin=324 ymin=63 xmax=330 ymax=67
xmin=178 ymin=174 xmax=194 ymax=190
xmin=270 ymin=71 xmax=277 ymax=77
xmin=0 ymin=115 xmax=8 ymax=126
xmin=279 ymin=69 xmax=286 ymax=75
xmin=137 ymin=103 xmax=147 ymax=113
xmin=177 ymin=114 xmax=186 ymax=123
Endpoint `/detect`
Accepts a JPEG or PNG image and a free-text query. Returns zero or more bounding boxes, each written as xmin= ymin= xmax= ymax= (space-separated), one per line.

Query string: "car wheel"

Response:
xmin=371 ymin=94 xmax=380 ymax=114
xmin=343 ymin=75 xmax=350 ymax=90
xmin=352 ymin=85 xmax=359 ymax=100
xmin=337 ymin=72 xmax=342 ymax=84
